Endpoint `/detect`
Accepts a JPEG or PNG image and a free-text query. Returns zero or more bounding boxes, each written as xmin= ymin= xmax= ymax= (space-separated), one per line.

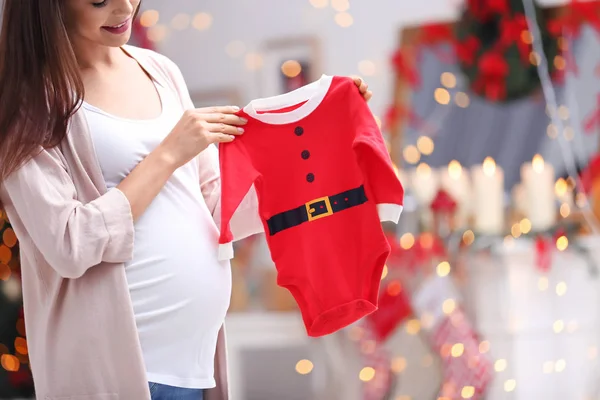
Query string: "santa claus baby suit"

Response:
xmin=218 ymin=75 xmax=404 ymax=336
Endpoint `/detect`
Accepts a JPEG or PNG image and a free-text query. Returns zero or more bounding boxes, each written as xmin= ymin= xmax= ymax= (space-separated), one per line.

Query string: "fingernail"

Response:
xmin=237 ymin=127 xmax=245 ymax=133
xmin=240 ymin=118 xmax=248 ymax=123
xmin=232 ymin=106 xmax=240 ymax=111
xmin=229 ymin=135 xmax=236 ymax=140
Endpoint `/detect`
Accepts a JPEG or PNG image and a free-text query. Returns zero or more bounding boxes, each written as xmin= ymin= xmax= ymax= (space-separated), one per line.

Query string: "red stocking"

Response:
xmin=413 ymin=276 xmax=493 ymax=399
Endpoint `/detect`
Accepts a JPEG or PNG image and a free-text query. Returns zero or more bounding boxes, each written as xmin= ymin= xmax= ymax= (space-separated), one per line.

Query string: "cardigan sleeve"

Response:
xmin=0 ymin=147 xmax=134 ymax=279
xmin=159 ymin=55 xmax=264 ymax=248
xmin=350 ymin=86 xmax=404 ymax=223
xmin=217 ymin=139 xmax=261 ymax=260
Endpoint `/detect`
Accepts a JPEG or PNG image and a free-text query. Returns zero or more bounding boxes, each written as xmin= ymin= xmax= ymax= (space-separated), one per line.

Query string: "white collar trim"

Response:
xmin=243 ymin=74 xmax=333 ymax=124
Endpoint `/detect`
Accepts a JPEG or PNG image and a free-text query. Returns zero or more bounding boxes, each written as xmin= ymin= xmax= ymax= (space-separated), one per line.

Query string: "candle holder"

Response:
xmin=410 ymin=163 xmax=439 ymax=231
xmin=430 ymin=189 xmax=458 ymax=239
xmin=440 ymin=160 xmax=472 ymax=229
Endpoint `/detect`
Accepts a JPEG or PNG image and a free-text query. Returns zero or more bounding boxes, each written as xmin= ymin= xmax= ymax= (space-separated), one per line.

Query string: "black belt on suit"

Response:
xmin=266 ymin=185 xmax=368 ymax=236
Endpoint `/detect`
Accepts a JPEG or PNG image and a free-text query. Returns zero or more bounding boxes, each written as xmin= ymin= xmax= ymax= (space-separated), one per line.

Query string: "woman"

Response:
xmin=0 ymin=1 xmax=373 ymax=399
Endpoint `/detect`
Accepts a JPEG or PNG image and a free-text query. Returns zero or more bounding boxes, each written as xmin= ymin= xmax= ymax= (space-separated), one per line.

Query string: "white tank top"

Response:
xmin=83 ymin=77 xmax=231 ymax=389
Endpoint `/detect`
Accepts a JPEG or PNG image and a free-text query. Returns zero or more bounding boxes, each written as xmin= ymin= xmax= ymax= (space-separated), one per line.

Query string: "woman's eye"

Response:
xmin=92 ymin=0 xmax=107 ymax=7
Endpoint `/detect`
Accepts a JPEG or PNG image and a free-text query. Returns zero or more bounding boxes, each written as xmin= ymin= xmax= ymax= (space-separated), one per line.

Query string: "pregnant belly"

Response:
xmin=124 ymin=234 xmax=232 ymax=339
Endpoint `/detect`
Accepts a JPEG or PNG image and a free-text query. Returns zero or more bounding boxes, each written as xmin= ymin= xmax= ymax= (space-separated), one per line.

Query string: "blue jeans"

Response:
xmin=149 ymin=382 xmax=204 ymax=400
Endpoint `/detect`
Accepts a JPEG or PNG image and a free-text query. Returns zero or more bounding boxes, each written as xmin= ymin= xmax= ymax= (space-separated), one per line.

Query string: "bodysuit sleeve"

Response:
xmin=350 ymin=89 xmax=404 ymax=223
xmin=197 ymin=143 xmax=262 ymax=246
xmin=217 ymin=139 xmax=262 ymax=260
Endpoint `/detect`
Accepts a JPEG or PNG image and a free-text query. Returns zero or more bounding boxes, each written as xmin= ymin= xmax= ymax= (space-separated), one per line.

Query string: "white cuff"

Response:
xmin=377 ymin=203 xmax=403 ymax=223
xmin=218 ymin=242 xmax=234 ymax=261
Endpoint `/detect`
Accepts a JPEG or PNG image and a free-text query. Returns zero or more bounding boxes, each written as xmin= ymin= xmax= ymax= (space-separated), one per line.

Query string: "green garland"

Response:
xmin=455 ymin=0 xmax=560 ymax=102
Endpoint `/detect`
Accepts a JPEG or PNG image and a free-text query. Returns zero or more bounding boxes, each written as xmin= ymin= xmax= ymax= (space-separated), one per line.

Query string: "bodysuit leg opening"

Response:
xmin=309 ymin=247 xmax=389 ymax=337
xmin=310 ymin=298 xmax=377 ymax=337
xmin=277 ymin=277 xmax=320 ymax=332
xmin=280 ymin=279 xmax=376 ymax=337
xmin=278 ymin=245 xmax=390 ymax=338
xmin=365 ymin=247 xmax=390 ymax=305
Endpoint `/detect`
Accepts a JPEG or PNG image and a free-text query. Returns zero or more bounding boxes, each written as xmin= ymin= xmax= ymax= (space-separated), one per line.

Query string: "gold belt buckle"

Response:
xmin=305 ymin=196 xmax=333 ymax=222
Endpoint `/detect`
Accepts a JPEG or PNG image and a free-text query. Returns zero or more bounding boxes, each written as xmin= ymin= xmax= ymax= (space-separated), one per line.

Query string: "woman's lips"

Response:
xmin=102 ymin=18 xmax=131 ymax=35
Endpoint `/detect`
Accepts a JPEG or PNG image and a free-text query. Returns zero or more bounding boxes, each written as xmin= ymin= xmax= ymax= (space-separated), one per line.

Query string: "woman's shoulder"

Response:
xmin=122 ymin=45 xmax=182 ymax=77
xmin=122 ymin=45 xmax=191 ymax=108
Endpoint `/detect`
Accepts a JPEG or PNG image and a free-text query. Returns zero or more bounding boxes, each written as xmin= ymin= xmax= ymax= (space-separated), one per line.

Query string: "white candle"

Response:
xmin=410 ymin=163 xmax=439 ymax=206
xmin=521 ymin=154 xmax=556 ymax=231
xmin=439 ymin=160 xmax=472 ymax=227
xmin=471 ymin=157 xmax=505 ymax=235
xmin=410 ymin=163 xmax=439 ymax=230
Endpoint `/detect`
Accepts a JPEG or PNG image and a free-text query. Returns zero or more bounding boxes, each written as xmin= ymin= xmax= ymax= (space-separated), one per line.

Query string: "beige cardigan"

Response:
xmin=0 ymin=45 xmax=255 ymax=400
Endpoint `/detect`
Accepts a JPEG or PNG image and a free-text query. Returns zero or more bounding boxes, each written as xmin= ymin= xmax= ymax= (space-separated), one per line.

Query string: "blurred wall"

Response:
xmin=139 ymin=0 xmax=464 ymax=120
xmin=139 ymin=0 xmax=580 ymax=124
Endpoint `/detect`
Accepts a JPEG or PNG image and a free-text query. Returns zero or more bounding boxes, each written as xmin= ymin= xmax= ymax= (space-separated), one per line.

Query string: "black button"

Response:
xmin=294 ymin=126 xmax=304 ymax=136
xmin=301 ymin=150 xmax=310 ymax=160
xmin=306 ymin=173 xmax=315 ymax=183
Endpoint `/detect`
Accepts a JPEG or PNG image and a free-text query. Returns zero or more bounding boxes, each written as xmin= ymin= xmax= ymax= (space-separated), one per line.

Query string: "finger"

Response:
xmin=350 ymin=75 xmax=363 ymax=87
xmin=363 ymin=90 xmax=373 ymax=102
xmin=351 ymin=76 xmax=367 ymax=93
xmin=210 ymin=132 xmax=236 ymax=143
xmin=359 ymin=81 xmax=369 ymax=94
xmin=350 ymin=75 xmax=369 ymax=94
xmin=194 ymin=105 xmax=241 ymax=115
xmin=197 ymin=113 xmax=247 ymax=126
xmin=204 ymin=122 xmax=245 ymax=136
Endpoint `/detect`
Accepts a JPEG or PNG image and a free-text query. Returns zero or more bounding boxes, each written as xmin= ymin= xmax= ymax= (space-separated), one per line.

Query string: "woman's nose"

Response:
xmin=114 ymin=0 xmax=135 ymax=17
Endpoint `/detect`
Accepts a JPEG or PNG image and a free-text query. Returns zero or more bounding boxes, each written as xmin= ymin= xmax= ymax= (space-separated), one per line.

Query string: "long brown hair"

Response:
xmin=0 ymin=0 xmax=141 ymax=184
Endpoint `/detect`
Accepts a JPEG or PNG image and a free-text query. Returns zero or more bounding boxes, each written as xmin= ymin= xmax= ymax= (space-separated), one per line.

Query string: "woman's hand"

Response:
xmin=350 ymin=76 xmax=372 ymax=102
xmin=157 ymin=106 xmax=247 ymax=168
xmin=117 ymin=106 xmax=245 ymax=222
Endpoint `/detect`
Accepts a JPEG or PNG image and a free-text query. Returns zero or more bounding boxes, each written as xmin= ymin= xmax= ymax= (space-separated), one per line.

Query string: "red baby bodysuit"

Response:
xmin=218 ymin=75 xmax=404 ymax=337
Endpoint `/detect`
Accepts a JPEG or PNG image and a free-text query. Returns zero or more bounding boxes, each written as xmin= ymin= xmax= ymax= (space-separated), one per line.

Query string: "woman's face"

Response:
xmin=64 ymin=0 xmax=140 ymax=48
